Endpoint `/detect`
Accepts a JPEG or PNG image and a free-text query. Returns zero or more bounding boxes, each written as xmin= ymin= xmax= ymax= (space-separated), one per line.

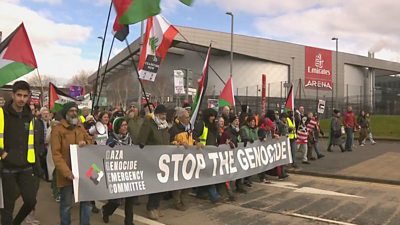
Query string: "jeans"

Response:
xmin=345 ymin=128 xmax=354 ymax=150
xmin=313 ymin=142 xmax=322 ymax=156
xmin=289 ymin=139 xmax=297 ymax=164
xmin=297 ymin=143 xmax=308 ymax=162
xmin=0 ymin=168 xmax=38 ymax=225
xmin=196 ymin=185 xmax=220 ymax=202
xmin=60 ymin=185 xmax=91 ymax=225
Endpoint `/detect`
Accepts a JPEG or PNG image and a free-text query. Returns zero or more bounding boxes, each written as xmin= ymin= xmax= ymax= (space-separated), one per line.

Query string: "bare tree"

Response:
xmin=68 ymin=70 xmax=92 ymax=87
xmin=26 ymin=74 xmax=57 ymax=88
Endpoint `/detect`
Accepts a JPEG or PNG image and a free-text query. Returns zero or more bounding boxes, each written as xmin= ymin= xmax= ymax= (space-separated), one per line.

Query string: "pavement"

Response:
xmin=288 ymin=138 xmax=400 ymax=185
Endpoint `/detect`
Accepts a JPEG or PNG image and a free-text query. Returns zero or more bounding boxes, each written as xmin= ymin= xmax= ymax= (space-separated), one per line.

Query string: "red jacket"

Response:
xmin=343 ymin=111 xmax=357 ymax=128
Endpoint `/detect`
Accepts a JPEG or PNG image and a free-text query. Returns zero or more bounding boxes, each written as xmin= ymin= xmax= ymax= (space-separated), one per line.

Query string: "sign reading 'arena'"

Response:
xmin=304 ymin=46 xmax=333 ymax=90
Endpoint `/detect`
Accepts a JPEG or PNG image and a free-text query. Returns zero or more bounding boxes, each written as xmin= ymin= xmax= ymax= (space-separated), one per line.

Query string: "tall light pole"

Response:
xmin=332 ymin=37 xmax=339 ymax=109
xmin=290 ymin=56 xmax=295 ymax=85
xmin=226 ymin=12 xmax=234 ymax=77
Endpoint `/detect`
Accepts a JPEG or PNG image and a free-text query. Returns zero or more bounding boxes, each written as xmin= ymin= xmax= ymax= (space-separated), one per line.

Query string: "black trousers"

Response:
xmin=0 ymin=168 xmax=39 ymax=225
xmin=146 ymin=193 xmax=162 ymax=211
xmin=103 ymin=197 xmax=137 ymax=225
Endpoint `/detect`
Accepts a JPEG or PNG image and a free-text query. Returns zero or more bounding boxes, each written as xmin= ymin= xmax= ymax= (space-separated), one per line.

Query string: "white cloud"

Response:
xmin=0 ymin=1 xmax=97 ymax=82
xmin=31 ymin=0 xmax=62 ymax=5
xmin=201 ymin=0 xmax=400 ymax=61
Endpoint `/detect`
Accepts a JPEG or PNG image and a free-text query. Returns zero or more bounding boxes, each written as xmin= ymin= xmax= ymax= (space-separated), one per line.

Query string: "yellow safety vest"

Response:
xmin=287 ymin=117 xmax=297 ymax=140
xmin=199 ymin=123 xmax=208 ymax=145
xmin=80 ymin=115 xmax=86 ymax=123
xmin=0 ymin=107 xmax=35 ymax=163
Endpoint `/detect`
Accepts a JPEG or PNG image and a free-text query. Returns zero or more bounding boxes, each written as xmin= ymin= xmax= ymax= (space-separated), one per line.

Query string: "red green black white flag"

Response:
xmin=218 ymin=77 xmax=235 ymax=107
xmin=112 ymin=0 xmax=131 ymax=41
xmin=190 ymin=44 xmax=211 ymax=127
xmin=0 ymin=23 xmax=37 ymax=86
xmin=49 ymin=82 xmax=79 ymax=112
xmin=284 ymin=84 xmax=294 ymax=112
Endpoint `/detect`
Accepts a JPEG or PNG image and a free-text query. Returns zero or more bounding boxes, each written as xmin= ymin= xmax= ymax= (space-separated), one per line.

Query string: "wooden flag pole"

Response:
xmin=35 ymin=68 xmax=45 ymax=107
xmin=124 ymin=38 xmax=152 ymax=113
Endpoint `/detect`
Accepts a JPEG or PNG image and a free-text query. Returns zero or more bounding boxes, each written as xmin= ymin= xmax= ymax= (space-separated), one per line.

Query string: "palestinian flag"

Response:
xmin=112 ymin=0 xmax=130 ymax=41
xmin=179 ymin=0 xmax=194 ymax=6
xmin=190 ymin=44 xmax=211 ymax=127
xmin=218 ymin=77 xmax=235 ymax=107
xmin=284 ymin=84 xmax=294 ymax=113
xmin=119 ymin=0 xmax=161 ymax=25
xmin=138 ymin=14 xmax=178 ymax=81
xmin=0 ymin=23 xmax=37 ymax=86
xmin=49 ymin=82 xmax=79 ymax=112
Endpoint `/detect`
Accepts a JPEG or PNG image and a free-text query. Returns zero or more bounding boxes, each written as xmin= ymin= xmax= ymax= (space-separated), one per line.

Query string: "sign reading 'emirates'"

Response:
xmin=304 ymin=46 xmax=333 ymax=90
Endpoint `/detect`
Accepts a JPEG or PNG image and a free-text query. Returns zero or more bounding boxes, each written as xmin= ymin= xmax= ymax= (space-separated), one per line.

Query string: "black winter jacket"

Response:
xmin=1 ymin=100 xmax=34 ymax=169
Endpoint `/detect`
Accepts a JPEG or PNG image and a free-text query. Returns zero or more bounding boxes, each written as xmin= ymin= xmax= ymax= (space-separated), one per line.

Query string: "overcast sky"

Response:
xmin=1 ymin=0 xmax=399 ymax=83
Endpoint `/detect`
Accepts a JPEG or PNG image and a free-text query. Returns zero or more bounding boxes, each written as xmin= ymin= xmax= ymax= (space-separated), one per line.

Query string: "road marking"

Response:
xmin=294 ymin=187 xmax=364 ymax=198
xmin=285 ymin=212 xmax=357 ymax=225
xmin=260 ymin=182 xmax=364 ymax=199
xmin=96 ymin=201 xmax=166 ymax=225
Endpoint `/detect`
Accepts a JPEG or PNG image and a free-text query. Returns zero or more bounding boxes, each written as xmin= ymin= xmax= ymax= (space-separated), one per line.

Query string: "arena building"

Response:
xmin=89 ymin=26 xmax=400 ymax=115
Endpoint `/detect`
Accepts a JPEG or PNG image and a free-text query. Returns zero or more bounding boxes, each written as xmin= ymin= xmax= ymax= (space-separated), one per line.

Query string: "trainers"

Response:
xmin=360 ymin=144 xmax=365 ymax=147
xmin=147 ymin=210 xmax=159 ymax=220
xmin=24 ymin=213 xmax=40 ymax=225
xmin=302 ymin=161 xmax=310 ymax=164
xmin=55 ymin=195 xmax=60 ymax=203
xmin=175 ymin=203 xmax=187 ymax=211
xmin=309 ymin=157 xmax=316 ymax=161
xmin=157 ymin=209 xmax=164 ymax=217
xmin=372 ymin=141 xmax=376 ymax=145
xmin=317 ymin=154 xmax=325 ymax=159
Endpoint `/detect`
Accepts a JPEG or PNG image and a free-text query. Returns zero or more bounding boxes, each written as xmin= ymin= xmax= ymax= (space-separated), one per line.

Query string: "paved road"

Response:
xmin=20 ymin=173 xmax=400 ymax=225
xmin=290 ymin=139 xmax=400 ymax=184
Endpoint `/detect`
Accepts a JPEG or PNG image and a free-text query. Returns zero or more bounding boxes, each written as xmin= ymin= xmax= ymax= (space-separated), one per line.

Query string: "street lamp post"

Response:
xmin=332 ymin=37 xmax=339 ymax=109
xmin=226 ymin=12 xmax=234 ymax=77
xmin=290 ymin=56 xmax=295 ymax=85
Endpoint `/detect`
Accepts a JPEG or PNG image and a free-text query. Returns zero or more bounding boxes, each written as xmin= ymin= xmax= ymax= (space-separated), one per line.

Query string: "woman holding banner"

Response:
xmin=101 ymin=117 xmax=137 ymax=225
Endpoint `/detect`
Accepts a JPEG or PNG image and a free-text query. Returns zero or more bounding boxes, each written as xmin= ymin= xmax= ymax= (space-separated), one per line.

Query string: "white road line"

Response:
xmin=258 ymin=182 xmax=364 ymax=199
xmin=96 ymin=201 xmax=166 ymax=225
xmin=294 ymin=187 xmax=364 ymax=199
xmin=285 ymin=212 xmax=357 ymax=225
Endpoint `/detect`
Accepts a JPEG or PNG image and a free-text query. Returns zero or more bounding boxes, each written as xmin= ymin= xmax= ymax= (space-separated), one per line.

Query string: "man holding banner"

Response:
xmin=51 ymin=102 xmax=92 ymax=225
xmin=137 ymin=104 xmax=170 ymax=221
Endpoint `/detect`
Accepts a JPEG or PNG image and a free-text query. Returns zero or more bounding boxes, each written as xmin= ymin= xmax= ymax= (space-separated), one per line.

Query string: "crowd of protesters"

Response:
xmin=0 ymin=80 xmax=378 ymax=225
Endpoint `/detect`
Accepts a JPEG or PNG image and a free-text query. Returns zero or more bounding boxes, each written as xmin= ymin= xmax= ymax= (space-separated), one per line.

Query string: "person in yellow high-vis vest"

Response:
xmin=287 ymin=110 xmax=298 ymax=168
xmin=0 ymin=81 xmax=39 ymax=225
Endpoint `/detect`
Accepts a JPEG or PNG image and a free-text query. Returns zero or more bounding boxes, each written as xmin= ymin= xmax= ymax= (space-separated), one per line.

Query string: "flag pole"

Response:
xmin=35 ymin=68 xmax=45 ymax=107
xmin=177 ymin=32 xmax=242 ymax=107
xmin=91 ymin=0 xmax=114 ymax=112
xmin=124 ymin=38 xmax=152 ymax=113
xmin=95 ymin=36 xmax=116 ymax=108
